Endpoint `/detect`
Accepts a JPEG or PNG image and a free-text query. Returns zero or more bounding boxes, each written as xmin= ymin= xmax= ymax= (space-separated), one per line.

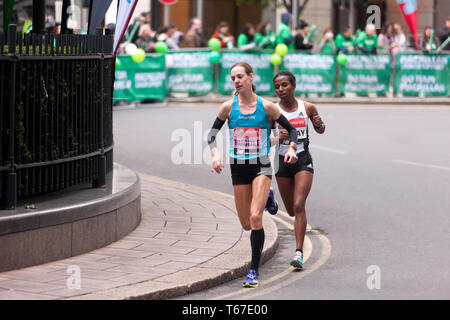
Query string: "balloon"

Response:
xmin=155 ymin=41 xmax=168 ymax=55
xmin=115 ymin=58 xmax=120 ymax=69
xmin=336 ymin=53 xmax=348 ymax=66
xmin=125 ymin=43 xmax=137 ymax=55
xmin=131 ymin=48 xmax=146 ymax=63
xmin=275 ymin=43 xmax=288 ymax=57
xmin=208 ymin=38 xmax=221 ymax=51
xmin=165 ymin=55 xmax=173 ymax=68
xmin=209 ymin=51 xmax=221 ymax=64
xmin=271 ymin=53 xmax=282 ymax=66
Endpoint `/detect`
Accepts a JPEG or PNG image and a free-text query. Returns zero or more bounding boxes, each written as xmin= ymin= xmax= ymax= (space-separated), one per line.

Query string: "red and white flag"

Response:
xmin=114 ymin=0 xmax=139 ymax=56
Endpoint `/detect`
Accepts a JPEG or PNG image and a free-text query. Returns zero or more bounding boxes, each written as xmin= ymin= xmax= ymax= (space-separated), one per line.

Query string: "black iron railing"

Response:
xmin=0 ymin=25 xmax=114 ymax=209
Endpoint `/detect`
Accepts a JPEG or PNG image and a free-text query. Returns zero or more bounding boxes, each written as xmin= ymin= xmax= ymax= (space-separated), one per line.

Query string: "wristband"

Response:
xmin=289 ymin=142 xmax=297 ymax=151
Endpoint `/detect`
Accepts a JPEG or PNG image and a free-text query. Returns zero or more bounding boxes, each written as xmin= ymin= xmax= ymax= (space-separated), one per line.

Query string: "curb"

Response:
xmin=65 ymin=174 xmax=279 ymax=300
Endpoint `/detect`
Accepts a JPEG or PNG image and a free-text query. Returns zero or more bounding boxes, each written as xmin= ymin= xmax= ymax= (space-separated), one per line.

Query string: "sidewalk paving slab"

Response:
xmin=0 ymin=173 xmax=278 ymax=300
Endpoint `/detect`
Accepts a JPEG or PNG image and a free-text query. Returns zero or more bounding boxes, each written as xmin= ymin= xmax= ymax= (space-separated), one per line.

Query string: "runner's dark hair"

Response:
xmin=273 ymin=70 xmax=296 ymax=86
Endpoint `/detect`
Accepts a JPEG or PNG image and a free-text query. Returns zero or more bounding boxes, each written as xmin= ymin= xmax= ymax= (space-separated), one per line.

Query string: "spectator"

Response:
xmin=294 ymin=20 xmax=312 ymax=50
xmin=211 ymin=22 xmax=235 ymax=49
xmin=237 ymin=23 xmax=257 ymax=50
xmin=254 ymin=21 xmax=276 ymax=49
xmin=312 ymin=27 xmax=336 ymax=53
xmin=170 ymin=28 xmax=184 ymax=48
xmin=392 ymin=23 xmax=406 ymax=53
xmin=135 ymin=24 xmax=157 ymax=52
xmin=335 ymin=26 xmax=355 ymax=54
xmin=183 ymin=18 xmax=205 ymax=48
xmin=356 ymin=23 xmax=378 ymax=54
xmin=157 ymin=25 xmax=181 ymax=50
xmin=437 ymin=16 xmax=450 ymax=51
xmin=277 ymin=12 xmax=295 ymax=49
xmin=378 ymin=22 xmax=394 ymax=54
xmin=126 ymin=12 xmax=151 ymax=44
xmin=420 ymin=26 xmax=437 ymax=53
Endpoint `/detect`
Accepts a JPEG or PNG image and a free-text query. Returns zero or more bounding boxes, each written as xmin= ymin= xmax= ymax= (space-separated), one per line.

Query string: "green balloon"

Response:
xmin=209 ymin=51 xmax=221 ymax=64
xmin=155 ymin=41 xmax=168 ymax=55
xmin=115 ymin=58 xmax=121 ymax=69
xmin=271 ymin=53 xmax=282 ymax=66
xmin=275 ymin=43 xmax=288 ymax=57
xmin=336 ymin=53 xmax=348 ymax=66
xmin=131 ymin=48 xmax=146 ymax=63
xmin=208 ymin=38 xmax=221 ymax=51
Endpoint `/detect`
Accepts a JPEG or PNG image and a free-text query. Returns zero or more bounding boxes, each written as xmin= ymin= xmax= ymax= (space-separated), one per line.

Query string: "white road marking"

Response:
xmin=393 ymin=159 xmax=450 ymax=172
xmin=211 ymin=210 xmax=330 ymax=300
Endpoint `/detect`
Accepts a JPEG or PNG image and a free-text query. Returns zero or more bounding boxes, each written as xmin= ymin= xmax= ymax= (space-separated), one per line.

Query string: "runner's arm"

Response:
xmin=208 ymin=101 xmax=231 ymax=173
xmin=263 ymin=100 xmax=298 ymax=163
xmin=305 ymin=101 xmax=326 ymax=134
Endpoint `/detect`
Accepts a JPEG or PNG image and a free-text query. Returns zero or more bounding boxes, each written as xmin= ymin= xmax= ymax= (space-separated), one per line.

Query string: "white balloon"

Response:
xmin=165 ymin=55 xmax=173 ymax=68
xmin=125 ymin=43 xmax=137 ymax=55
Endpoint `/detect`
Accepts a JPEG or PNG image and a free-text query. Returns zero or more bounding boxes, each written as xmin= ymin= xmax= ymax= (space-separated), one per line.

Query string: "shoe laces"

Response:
xmin=247 ymin=269 xmax=257 ymax=279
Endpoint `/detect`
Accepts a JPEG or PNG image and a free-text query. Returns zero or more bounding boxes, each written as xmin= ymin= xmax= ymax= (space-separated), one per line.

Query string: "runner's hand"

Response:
xmin=284 ymin=148 xmax=298 ymax=164
xmin=211 ymin=153 xmax=224 ymax=173
xmin=311 ymin=114 xmax=323 ymax=127
xmin=279 ymin=129 xmax=289 ymax=141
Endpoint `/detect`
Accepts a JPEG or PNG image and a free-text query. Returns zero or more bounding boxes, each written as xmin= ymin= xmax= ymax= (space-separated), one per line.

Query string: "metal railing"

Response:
xmin=0 ymin=25 xmax=114 ymax=209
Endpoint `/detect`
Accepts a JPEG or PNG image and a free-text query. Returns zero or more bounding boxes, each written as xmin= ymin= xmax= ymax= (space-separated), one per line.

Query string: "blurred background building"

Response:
xmin=1 ymin=0 xmax=449 ymax=45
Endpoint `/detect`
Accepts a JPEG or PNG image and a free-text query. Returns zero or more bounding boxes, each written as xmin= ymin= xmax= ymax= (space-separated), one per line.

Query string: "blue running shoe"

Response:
xmin=265 ymin=188 xmax=278 ymax=215
xmin=290 ymin=250 xmax=303 ymax=270
xmin=242 ymin=269 xmax=259 ymax=287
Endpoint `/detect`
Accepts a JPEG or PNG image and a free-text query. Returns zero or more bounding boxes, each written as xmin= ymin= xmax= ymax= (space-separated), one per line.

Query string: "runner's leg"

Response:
xmin=292 ymin=171 xmax=313 ymax=251
xmin=275 ymin=176 xmax=295 ymax=216
xmin=233 ymin=184 xmax=252 ymax=231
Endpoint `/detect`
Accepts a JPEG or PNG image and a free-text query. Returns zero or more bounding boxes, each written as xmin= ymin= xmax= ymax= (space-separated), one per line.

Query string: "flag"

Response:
xmin=396 ymin=0 xmax=418 ymax=48
xmin=88 ymin=0 xmax=113 ymax=35
xmin=113 ymin=0 xmax=139 ymax=56
xmin=3 ymin=0 xmax=15 ymax=34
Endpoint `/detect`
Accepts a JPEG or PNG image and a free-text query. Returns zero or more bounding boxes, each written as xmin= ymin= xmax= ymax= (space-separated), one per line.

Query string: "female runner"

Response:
xmin=208 ymin=63 xmax=299 ymax=287
xmin=272 ymin=71 xmax=326 ymax=269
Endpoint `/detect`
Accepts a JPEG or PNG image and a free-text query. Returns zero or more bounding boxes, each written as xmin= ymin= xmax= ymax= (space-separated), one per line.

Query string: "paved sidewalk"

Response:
xmin=0 ymin=174 xmax=278 ymax=300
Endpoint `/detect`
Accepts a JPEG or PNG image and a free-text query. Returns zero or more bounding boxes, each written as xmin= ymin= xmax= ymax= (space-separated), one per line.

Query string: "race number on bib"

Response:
xmin=232 ymin=127 xmax=261 ymax=156
xmin=278 ymin=118 xmax=307 ymax=144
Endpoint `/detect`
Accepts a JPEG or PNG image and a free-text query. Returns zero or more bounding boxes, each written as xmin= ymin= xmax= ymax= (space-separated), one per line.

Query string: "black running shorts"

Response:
xmin=275 ymin=151 xmax=314 ymax=177
xmin=230 ymin=156 xmax=273 ymax=185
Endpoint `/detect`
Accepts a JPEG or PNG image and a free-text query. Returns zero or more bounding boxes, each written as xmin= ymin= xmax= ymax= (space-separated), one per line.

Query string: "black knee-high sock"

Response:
xmin=250 ymin=228 xmax=265 ymax=271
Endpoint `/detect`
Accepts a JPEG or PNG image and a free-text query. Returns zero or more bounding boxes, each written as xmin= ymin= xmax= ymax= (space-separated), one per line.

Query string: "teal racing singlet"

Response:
xmin=228 ymin=95 xmax=271 ymax=160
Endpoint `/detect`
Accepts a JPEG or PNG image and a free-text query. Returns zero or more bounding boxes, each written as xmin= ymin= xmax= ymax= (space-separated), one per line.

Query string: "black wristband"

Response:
xmin=275 ymin=114 xmax=297 ymax=144
xmin=207 ymin=117 xmax=226 ymax=149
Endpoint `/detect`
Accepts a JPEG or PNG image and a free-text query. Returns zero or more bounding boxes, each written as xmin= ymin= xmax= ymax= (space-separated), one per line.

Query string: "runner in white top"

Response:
xmin=275 ymin=98 xmax=310 ymax=155
xmin=272 ymin=71 xmax=326 ymax=270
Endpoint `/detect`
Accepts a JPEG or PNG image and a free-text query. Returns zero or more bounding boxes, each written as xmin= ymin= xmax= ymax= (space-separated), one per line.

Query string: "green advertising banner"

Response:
xmin=113 ymin=54 xmax=166 ymax=102
xmin=282 ymin=53 xmax=336 ymax=95
xmin=339 ymin=54 xmax=391 ymax=95
xmin=218 ymin=51 xmax=274 ymax=95
xmin=166 ymin=50 xmax=214 ymax=94
xmin=394 ymin=53 xmax=449 ymax=96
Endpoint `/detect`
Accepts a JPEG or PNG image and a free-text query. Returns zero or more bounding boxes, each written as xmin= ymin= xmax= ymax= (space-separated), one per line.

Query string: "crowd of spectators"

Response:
xmin=115 ymin=11 xmax=450 ymax=56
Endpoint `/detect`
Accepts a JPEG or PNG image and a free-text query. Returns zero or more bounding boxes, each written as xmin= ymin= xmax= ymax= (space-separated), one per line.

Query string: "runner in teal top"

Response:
xmin=207 ymin=62 xmax=298 ymax=288
xmin=228 ymin=95 xmax=271 ymax=160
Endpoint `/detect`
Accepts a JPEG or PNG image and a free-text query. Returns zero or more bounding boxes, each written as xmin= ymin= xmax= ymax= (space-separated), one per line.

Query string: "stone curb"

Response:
xmin=65 ymin=174 xmax=279 ymax=300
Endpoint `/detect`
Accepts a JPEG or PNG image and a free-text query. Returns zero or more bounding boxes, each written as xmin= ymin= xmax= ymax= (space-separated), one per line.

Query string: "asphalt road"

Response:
xmin=113 ymin=102 xmax=450 ymax=299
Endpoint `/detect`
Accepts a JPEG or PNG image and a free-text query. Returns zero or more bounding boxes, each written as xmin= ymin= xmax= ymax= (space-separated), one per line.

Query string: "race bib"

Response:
xmin=278 ymin=118 xmax=307 ymax=145
xmin=232 ymin=127 xmax=261 ymax=156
